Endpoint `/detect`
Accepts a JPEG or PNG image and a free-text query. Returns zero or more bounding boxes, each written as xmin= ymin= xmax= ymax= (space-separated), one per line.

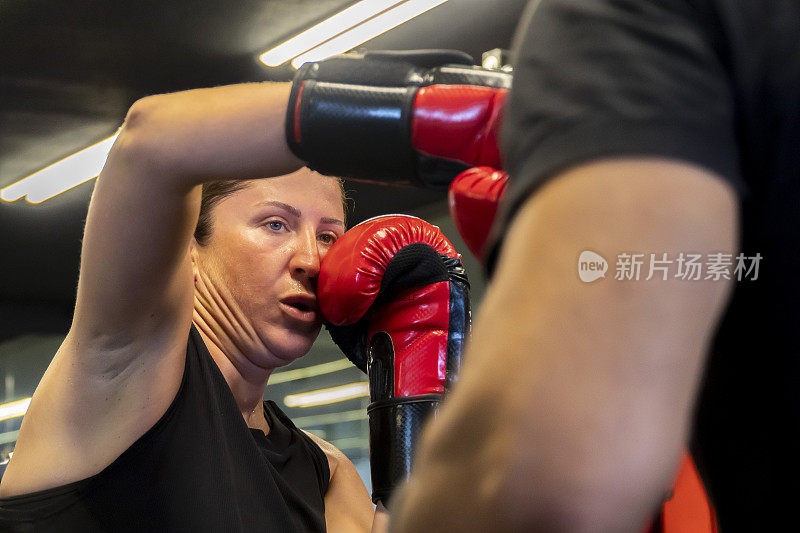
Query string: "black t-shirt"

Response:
xmin=0 ymin=325 xmax=330 ymax=532
xmin=493 ymin=0 xmax=799 ymax=530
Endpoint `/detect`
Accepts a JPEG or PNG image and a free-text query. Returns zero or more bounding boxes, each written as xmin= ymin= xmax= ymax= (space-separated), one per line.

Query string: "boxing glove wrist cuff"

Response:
xmin=286 ymin=50 xmax=511 ymax=188
xmin=367 ymin=395 xmax=441 ymax=506
xmin=287 ymin=80 xmax=422 ymax=184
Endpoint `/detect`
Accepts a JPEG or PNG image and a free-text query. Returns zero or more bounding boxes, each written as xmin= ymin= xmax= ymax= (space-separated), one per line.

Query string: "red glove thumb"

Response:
xmin=448 ymin=166 xmax=509 ymax=261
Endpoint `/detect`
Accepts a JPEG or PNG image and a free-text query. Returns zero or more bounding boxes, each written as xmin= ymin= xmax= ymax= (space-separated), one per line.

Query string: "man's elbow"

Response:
xmin=469 ymin=370 xmax=687 ymax=532
xmin=491 ymin=434 xmax=680 ymax=532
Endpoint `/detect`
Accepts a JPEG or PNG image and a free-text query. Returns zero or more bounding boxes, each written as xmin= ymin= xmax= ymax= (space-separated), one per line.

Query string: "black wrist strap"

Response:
xmin=286 ymin=49 xmax=510 ymax=186
xmin=367 ymin=395 xmax=441 ymax=506
xmin=287 ymin=80 xmax=420 ymax=183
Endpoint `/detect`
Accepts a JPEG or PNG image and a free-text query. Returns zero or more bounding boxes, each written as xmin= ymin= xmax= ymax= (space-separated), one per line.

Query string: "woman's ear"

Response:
xmin=190 ymin=238 xmax=199 ymax=283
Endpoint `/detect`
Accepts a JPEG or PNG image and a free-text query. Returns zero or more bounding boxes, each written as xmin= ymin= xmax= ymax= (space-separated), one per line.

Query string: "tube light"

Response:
xmin=0 ymin=398 xmax=31 ymax=422
xmin=259 ymin=0 xmax=404 ymax=67
xmin=330 ymin=437 xmax=369 ymax=450
xmin=269 ymin=358 xmax=352 ymax=385
xmin=284 ymin=382 xmax=369 ymax=408
xmin=1 ymin=133 xmax=118 ymax=204
xmin=0 ymin=431 xmax=19 ymax=447
xmin=292 ymin=408 xmax=367 ymax=428
xmin=291 ymin=0 xmax=450 ymax=68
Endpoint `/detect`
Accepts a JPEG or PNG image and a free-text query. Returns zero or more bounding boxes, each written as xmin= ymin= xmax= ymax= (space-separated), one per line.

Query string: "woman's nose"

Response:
xmin=289 ymin=229 xmax=321 ymax=278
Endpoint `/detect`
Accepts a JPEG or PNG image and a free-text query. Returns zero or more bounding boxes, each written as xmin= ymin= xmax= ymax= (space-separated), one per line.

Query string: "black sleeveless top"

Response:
xmin=0 ymin=325 xmax=330 ymax=532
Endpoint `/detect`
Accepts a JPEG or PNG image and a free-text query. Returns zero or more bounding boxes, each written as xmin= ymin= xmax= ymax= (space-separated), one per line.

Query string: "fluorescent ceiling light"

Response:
xmin=0 ymin=398 xmax=31 ymax=422
xmin=5 ymin=0 xmax=450 ymax=204
xmin=304 ymin=428 xmax=327 ymax=439
xmin=270 ymin=358 xmax=352 ymax=385
xmin=284 ymin=382 xmax=369 ymax=408
xmin=260 ymin=0 xmax=404 ymax=67
xmin=292 ymin=408 xmax=367 ymax=428
xmin=330 ymin=436 xmax=369 ymax=450
xmin=1 ymin=133 xmax=118 ymax=204
xmin=291 ymin=0 xmax=450 ymax=68
xmin=0 ymin=430 xmax=19 ymax=447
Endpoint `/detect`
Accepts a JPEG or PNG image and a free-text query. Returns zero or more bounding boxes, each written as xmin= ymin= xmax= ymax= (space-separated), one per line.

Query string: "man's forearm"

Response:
xmin=390 ymin=159 xmax=738 ymax=532
xmin=121 ymin=81 xmax=302 ymax=187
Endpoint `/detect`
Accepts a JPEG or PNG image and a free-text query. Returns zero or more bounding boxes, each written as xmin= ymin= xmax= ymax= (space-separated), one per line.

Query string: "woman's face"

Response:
xmin=193 ymin=168 xmax=345 ymax=367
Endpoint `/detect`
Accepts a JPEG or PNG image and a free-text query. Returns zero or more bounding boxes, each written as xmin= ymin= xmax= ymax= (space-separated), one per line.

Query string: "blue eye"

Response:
xmin=266 ymin=220 xmax=285 ymax=231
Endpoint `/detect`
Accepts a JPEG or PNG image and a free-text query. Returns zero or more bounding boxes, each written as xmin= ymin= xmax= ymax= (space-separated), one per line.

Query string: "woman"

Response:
xmin=0 ymin=83 xmax=378 ymax=531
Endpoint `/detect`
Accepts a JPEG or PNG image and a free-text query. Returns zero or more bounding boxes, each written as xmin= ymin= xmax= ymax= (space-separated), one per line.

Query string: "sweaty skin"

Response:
xmin=0 ymin=83 xmax=376 ymax=532
xmin=191 ymin=173 xmax=345 ymax=432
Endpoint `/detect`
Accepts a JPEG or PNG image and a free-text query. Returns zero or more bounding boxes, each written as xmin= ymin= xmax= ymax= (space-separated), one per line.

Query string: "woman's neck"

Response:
xmin=193 ymin=319 xmax=274 ymax=430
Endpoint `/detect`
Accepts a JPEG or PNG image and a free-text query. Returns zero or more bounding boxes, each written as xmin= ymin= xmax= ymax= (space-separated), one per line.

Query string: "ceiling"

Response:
xmin=0 ymin=0 xmax=528 ymax=339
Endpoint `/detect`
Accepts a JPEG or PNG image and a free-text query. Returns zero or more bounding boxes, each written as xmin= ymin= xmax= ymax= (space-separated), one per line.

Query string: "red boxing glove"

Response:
xmin=286 ymin=49 xmax=510 ymax=188
xmin=448 ymin=166 xmax=509 ymax=261
xmin=411 ymin=84 xmax=507 ymax=170
xmin=647 ymin=453 xmax=718 ymax=533
xmin=318 ymin=215 xmax=470 ymax=505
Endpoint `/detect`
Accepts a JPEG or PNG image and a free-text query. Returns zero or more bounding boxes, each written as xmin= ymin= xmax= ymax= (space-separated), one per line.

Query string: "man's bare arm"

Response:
xmin=390 ymin=158 xmax=738 ymax=532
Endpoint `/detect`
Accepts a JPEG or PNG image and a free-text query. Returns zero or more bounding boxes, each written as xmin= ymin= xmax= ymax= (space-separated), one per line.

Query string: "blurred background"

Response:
xmin=0 ymin=0 xmax=527 ymax=490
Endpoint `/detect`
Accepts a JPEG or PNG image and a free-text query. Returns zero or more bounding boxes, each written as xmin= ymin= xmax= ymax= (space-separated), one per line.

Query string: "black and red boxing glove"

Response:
xmin=286 ymin=49 xmax=510 ymax=188
xmin=317 ymin=215 xmax=470 ymax=505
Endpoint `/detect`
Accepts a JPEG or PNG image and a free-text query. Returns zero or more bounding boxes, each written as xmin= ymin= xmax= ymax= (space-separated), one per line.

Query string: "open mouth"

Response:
xmin=279 ymin=295 xmax=318 ymax=322
xmin=285 ymin=301 xmax=312 ymax=313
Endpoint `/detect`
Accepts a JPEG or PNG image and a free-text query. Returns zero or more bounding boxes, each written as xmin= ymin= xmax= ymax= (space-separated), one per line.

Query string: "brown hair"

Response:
xmin=194 ymin=180 xmax=250 ymax=246
xmin=193 ymin=177 xmax=349 ymax=246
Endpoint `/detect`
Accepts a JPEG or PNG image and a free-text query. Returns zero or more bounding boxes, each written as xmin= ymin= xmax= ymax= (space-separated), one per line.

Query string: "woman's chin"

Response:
xmin=266 ymin=324 xmax=321 ymax=364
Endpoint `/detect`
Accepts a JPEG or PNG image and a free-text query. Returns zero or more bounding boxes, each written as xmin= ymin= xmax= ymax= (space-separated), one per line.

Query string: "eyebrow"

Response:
xmin=320 ymin=217 xmax=345 ymax=227
xmin=258 ymin=200 xmax=344 ymax=227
